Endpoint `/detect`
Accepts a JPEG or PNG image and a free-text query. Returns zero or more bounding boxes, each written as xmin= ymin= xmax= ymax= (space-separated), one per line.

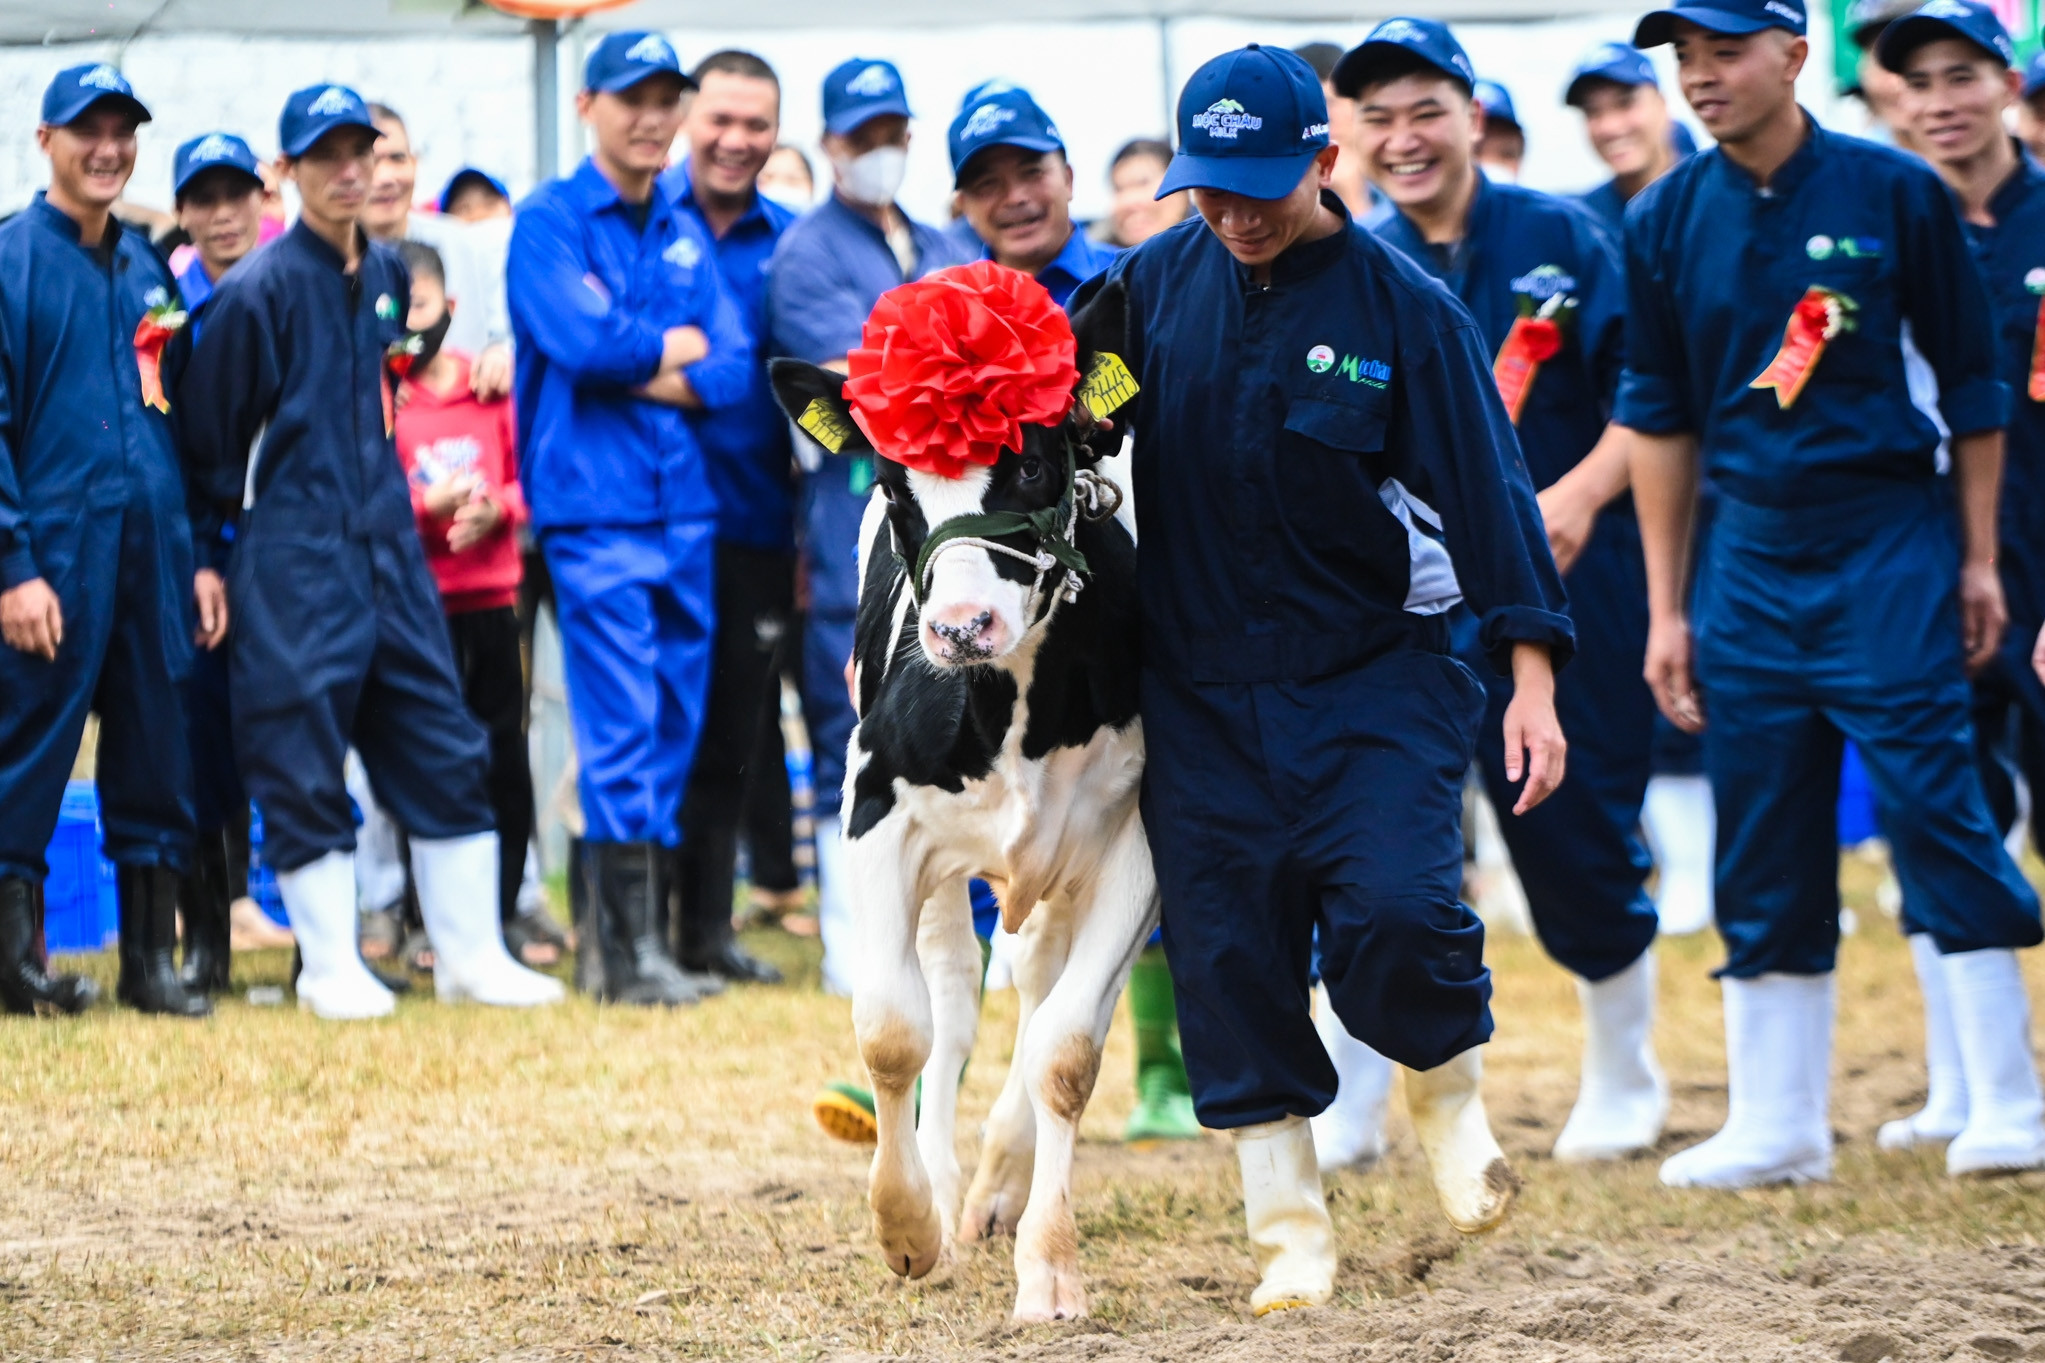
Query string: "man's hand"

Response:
xmin=447 ymin=495 xmax=503 ymax=553
xmin=471 ymin=343 xmax=513 ymax=402
xmin=193 ymin=569 xmax=229 ymax=650
xmin=634 ymin=369 xmax=702 ymax=409
xmin=1644 ymin=614 xmax=1705 ymax=733
xmin=660 ymin=325 xmax=710 ymax=372
xmin=1503 ymin=642 xmax=1567 ymax=814
xmin=0 ymin=577 xmax=62 ymax=660
xmin=1960 ymin=557 xmax=2007 ymax=675
xmin=422 ymin=471 xmax=481 ymax=519
xmin=1537 ymin=478 xmax=1599 ymax=576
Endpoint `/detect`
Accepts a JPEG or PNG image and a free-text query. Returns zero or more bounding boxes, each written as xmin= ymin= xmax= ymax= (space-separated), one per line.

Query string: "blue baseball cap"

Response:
xmin=439 ymin=166 xmax=510 ymax=212
xmin=2025 ymin=49 xmax=2045 ymax=98
xmin=1876 ymin=0 xmax=2015 ymax=71
xmin=949 ymin=88 xmax=1065 ymax=185
xmin=823 ymin=59 xmax=911 ymax=136
xmin=583 ymin=31 xmax=691 ymax=96
xmin=278 ymin=84 xmax=378 ymax=159
xmin=1474 ymin=79 xmax=1520 ymax=129
xmin=1565 ymin=42 xmax=1660 ymax=106
xmin=1636 ymin=0 xmax=1808 ymax=47
xmin=173 ymin=133 xmax=263 ymax=198
xmin=1157 ymin=45 xmax=1330 ymax=202
xmin=40 ymin=64 xmax=150 ymax=128
xmin=1331 ymin=18 xmax=1478 ymax=99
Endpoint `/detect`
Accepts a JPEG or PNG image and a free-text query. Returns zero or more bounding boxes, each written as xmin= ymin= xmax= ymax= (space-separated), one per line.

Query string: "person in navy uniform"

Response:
xmin=1872 ymin=0 xmax=2045 ymax=1167
xmin=509 ymin=35 xmax=753 ymax=1007
xmin=1623 ymin=0 xmax=2045 ymax=1186
xmin=182 ymin=83 xmax=562 ymax=1020
xmin=1337 ymin=16 xmax=1668 ymax=1167
xmin=1471 ymin=78 xmax=1525 ymax=181
xmin=0 ymin=65 xmax=221 ymax=1018
xmin=1566 ymin=43 xmax=1695 ymax=233
xmin=1081 ymin=43 xmax=1572 ymax=1313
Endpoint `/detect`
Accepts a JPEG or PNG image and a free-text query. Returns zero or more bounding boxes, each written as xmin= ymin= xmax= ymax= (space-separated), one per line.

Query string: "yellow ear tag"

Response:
xmin=1077 ymin=351 xmax=1139 ymax=419
xmin=797 ymin=397 xmax=856 ymax=454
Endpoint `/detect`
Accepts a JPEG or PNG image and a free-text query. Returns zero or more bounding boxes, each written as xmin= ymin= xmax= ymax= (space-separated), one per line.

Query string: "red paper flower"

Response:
xmin=1794 ymin=294 xmax=1832 ymax=333
xmin=1520 ymin=318 xmax=1563 ymax=364
xmin=843 ymin=260 xmax=1078 ymax=479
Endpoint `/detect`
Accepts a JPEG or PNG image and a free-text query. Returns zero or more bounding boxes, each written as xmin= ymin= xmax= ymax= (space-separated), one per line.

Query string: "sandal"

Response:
xmin=504 ymin=906 xmax=570 ymax=967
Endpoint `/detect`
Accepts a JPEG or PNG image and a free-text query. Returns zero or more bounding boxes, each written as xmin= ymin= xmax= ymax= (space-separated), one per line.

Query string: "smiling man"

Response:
xmin=949 ymin=86 xmax=1118 ymax=307
xmin=1621 ymin=0 xmax=2045 ymax=1187
xmin=1566 ymin=43 xmax=1689 ymax=232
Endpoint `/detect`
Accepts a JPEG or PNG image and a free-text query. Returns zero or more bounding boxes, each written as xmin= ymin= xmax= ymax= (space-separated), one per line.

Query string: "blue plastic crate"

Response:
xmin=43 ymin=782 xmax=118 ymax=953
xmin=246 ymin=805 xmax=289 ymax=926
xmin=1838 ymin=742 xmax=1880 ymax=847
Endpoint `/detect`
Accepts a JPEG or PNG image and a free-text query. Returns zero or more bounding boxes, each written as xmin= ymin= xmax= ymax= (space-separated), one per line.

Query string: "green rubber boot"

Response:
xmin=1124 ymin=945 xmax=1202 ymax=1143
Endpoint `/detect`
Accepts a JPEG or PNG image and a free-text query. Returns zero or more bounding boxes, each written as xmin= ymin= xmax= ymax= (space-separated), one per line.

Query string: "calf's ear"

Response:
xmin=1066 ymin=279 xmax=1136 ymax=463
xmin=769 ymin=358 xmax=873 ymax=457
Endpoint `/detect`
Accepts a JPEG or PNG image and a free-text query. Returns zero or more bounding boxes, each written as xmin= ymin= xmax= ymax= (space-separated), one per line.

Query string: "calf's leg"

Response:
xmin=960 ymin=909 xmax=1066 ymax=1243
xmin=914 ymin=876 xmax=982 ymax=1255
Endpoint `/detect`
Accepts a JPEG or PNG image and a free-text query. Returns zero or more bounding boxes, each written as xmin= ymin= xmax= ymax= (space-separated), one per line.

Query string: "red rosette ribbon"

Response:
xmin=1492 ymin=316 xmax=1564 ymax=426
xmin=843 ymin=260 xmax=1079 ymax=479
xmin=1751 ymin=286 xmax=1856 ymax=410
xmin=133 ymin=316 xmax=181 ymax=414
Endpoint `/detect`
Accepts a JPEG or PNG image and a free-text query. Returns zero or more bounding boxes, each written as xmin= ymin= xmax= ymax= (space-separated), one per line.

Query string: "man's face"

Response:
xmin=443 ymin=184 xmax=510 ymax=222
xmin=582 ymin=76 xmax=688 ymax=176
xmin=686 ymin=70 xmax=779 ymax=199
xmin=1355 ymin=73 xmax=1481 ymax=212
xmin=1671 ymin=23 xmax=1807 ymax=142
xmin=287 ymin=126 xmax=376 ymax=227
xmin=1192 ymin=146 xmax=1339 ymax=268
xmin=1476 ymin=124 xmax=1524 ymax=180
xmin=365 ymin=115 xmax=416 ymax=237
xmin=1579 ymin=81 xmax=1672 ymax=177
xmin=405 ymin=271 xmax=449 ymax=333
xmin=1108 ymin=152 xmax=1185 ymax=247
xmin=176 ymin=168 xmax=264 ymax=274
xmin=36 ymin=106 xmax=139 ymax=213
xmin=825 ymin=113 xmax=910 ymax=161
xmin=958 ymin=146 xmax=1073 ymax=266
xmin=1900 ymin=39 xmax=2017 ymax=164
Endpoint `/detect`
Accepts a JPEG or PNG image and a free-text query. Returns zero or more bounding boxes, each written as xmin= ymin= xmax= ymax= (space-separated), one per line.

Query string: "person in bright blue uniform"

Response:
xmin=658 ymin=49 xmax=798 ymax=988
xmin=0 ymin=65 xmax=216 ymax=1018
xmin=766 ymin=57 xmax=964 ymax=996
xmin=1080 ymin=44 xmax=1573 ymax=1313
xmin=947 ymin=86 xmax=1119 ymax=307
xmin=1869 ymin=0 xmax=2045 ymax=1168
xmin=1338 ymin=17 xmax=1667 ymax=1165
xmin=1622 ymin=0 xmax=2044 ymax=1187
xmin=183 ymin=82 xmax=562 ymax=1021
xmin=509 ymin=34 xmax=753 ymax=1007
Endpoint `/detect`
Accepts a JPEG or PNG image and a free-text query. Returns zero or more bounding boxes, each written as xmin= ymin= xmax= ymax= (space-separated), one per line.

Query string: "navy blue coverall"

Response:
xmin=0 ymin=197 xmax=196 ymax=880
xmin=180 ymin=221 xmax=492 ymax=874
xmin=1095 ymin=195 xmax=1576 ymax=1128
xmin=1618 ymin=118 xmax=2041 ymax=976
xmin=1378 ymin=178 xmax=1659 ymax=984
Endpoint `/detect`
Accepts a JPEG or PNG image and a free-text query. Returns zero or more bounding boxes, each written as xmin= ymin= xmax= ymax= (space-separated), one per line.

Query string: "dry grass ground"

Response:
xmin=4 ymin=858 xmax=2045 ymax=1361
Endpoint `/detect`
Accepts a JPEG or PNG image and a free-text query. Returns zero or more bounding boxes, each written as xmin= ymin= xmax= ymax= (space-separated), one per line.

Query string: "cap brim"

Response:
xmin=175 ymin=163 xmax=263 ymax=197
xmin=953 ymin=134 xmax=1065 ymax=186
xmin=53 ymin=91 xmax=151 ymax=127
xmin=1564 ymin=70 xmax=1650 ymax=107
xmin=282 ymin=116 xmax=379 ymax=159
xmin=1155 ymin=149 xmax=1317 ymax=201
xmin=1331 ymin=40 xmax=1472 ymax=100
xmin=824 ymin=98 xmax=913 ymax=136
xmin=1633 ymin=7 xmax=1783 ymax=47
xmin=1875 ymin=14 xmax=2004 ymax=72
xmin=594 ymin=67 xmax=695 ymax=95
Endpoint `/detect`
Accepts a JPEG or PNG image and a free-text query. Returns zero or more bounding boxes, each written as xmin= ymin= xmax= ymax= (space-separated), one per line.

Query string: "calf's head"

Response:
xmin=771 ymin=264 xmax=1129 ymax=670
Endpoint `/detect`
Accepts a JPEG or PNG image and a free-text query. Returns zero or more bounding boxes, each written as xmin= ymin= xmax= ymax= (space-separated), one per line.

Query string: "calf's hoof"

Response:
xmin=1441 ymin=1156 xmax=1520 ymax=1235
xmin=872 ymin=1203 xmax=945 ymax=1280
xmin=1012 ymin=1261 xmax=1086 ymax=1322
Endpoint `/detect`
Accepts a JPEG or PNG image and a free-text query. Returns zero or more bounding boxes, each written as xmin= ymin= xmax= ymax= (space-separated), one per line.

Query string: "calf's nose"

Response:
xmin=925 ymin=607 xmax=1003 ymax=662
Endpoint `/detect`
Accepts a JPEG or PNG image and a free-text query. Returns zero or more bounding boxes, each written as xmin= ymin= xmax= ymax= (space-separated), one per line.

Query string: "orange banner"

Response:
xmin=1751 ymin=288 xmax=1848 ymax=410
xmin=133 ymin=318 xmax=175 ymax=413
xmin=1492 ymin=316 xmax=1562 ymax=426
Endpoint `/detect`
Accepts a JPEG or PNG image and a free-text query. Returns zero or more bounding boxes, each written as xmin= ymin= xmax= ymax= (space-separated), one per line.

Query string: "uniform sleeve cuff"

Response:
xmin=0 ymin=543 xmax=39 ymax=591
xmin=1940 ymin=377 xmax=2010 ymax=438
xmin=1477 ymin=606 xmax=1578 ymax=677
xmin=1614 ymin=374 xmax=1691 ymax=435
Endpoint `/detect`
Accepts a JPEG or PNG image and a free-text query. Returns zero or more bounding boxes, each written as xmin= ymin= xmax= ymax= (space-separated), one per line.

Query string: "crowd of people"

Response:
xmin=6 ymin=0 xmax=2045 ymax=1310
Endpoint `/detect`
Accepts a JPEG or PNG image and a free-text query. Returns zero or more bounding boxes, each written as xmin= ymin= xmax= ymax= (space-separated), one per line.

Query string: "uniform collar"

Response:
xmin=666 ymin=159 xmax=778 ymax=236
xmin=1716 ymin=108 xmax=1825 ymax=199
xmin=1240 ymin=189 xmax=1354 ymax=287
xmin=569 ymin=156 xmax=674 ymax=230
xmin=177 ymin=257 xmax=217 ymax=311
xmin=984 ymin=224 xmax=1108 ymax=286
xmin=288 ymin=216 xmax=374 ymax=273
xmin=28 ymin=191 xmax=124 ymax=250
xmin=1986 ymin=141 xmax=2045 ymax=222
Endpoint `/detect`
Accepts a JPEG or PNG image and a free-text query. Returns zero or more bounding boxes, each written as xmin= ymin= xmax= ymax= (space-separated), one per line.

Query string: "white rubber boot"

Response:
xmin=1309 ymin=983 xmax=1392 ymax=1171
xmin=1554 ymin=952 xmax=1669 ymax=1160
xmin=413 ymin=833 xmax=565 ymax=1007
xmin=278 ymin=850 xmax=396 ymax=1021
xmin=1233 ymin=1115 xmax=1336 ymax=1317
xmin=1878 ymin=934 xmax=1969 ymax=1151
xmin=1659 ymin=973 xmax=1833 ymax=1188
xmin=1943 ymin=949 xmax=2045 ymax=1176
xmin=815 ymin=813 xmax=855 ymax=998
xmin=1641 ymin=774 xmax=1715 ymax=936
xmin=1405 ymin=1047 xmax=1518 ymax=1234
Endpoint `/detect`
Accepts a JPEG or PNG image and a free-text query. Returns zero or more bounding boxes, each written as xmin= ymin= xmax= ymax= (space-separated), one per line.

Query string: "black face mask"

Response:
xmin=410 ymin=309 xmax=453 ymax=370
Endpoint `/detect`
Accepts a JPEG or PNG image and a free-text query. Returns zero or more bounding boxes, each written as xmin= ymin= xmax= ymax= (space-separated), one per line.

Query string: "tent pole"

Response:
xmin=532 ymin=18 xmax=560 ymax=184
xmin=1157 ymin=15 xmax=1174 ymax=138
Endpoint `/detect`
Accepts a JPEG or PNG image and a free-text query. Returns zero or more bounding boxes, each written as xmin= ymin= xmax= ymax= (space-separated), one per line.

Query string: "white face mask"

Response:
xmin=759 ymin=184 xmax=813 ymax=213
xmin=836 ymin=146 xmax=907 ymax=207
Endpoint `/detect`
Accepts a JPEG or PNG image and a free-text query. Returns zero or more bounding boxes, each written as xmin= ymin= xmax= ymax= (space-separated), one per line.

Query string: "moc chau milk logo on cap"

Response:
xmin=1193 ymin=98 xmax=1263 ymax=139
xmin=80 ymin=65 xmax=125 ymax=91
xmin=307 ymin=87 xmax=355 ymax=117
xmin=960 ymin=103 xmax=1017 ymax=139
xmin=1308 ymin=344 xmax=1335 ymax=373
xmin=624 ymin=34 xmax=673 ymax=64
xmin=846 ymin=64 xmax=897 ymax=96
xmin=189 ymin=133 xmax=234 ymax=164
xmin=1764 ymin=0 xmax=1805 ymax=21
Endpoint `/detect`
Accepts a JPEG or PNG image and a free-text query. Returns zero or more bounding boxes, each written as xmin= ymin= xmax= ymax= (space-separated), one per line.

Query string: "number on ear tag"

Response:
xmin=1077 ymin=351 xmax=1140 ymax=418
xmin=798 ymin=397 xmax=856 ymax=453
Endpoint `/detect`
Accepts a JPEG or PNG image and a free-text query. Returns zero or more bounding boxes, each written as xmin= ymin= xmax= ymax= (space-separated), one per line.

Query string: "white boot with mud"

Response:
xmin=413 ymin=833 xmax=566 ymax=1007
xmin=278 ymin=850 xmax=395 ymax=1021
xmin=1659 ymin=973 xmax=1833 ymax=1188
xmin=1640 ymin=774 xmax=1714 ymax=936
xmin=1878 ymin=934 xmax=1969 ymax=1151
xmin=1234 ymin=1115 xmax=1336 ymax=1316
xmin=1553 ymin=952 xmax=1669 ymax=1160
xmin=1405 ymin=1047 xmax=1517 ymax=1233
xmin=1310 ymin=983 xmax=1392 ymax=1171
xmin=1942 ymin=949 xmax=2045 ymax=1176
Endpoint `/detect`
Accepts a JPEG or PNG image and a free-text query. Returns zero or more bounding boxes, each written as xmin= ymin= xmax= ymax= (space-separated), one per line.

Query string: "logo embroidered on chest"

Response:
xmin=1307 ymin=344 xmax=1389 ymax=386
xmin=2026 ymin=268 xmax=2045 ymax=296
xmin=375 ymin=293 xmax=398 ymax=321
xmin=1807 ymin=234 xmax=1884 ymax=261
xmin=1509 ymin=264 xmax=1578 ymax=301
xmin=664 ymin=235 xmax=702 ymax=270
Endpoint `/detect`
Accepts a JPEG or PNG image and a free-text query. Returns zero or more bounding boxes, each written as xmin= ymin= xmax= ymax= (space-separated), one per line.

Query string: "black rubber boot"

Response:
xmin=116 ymin=865 xmax=212 ymax=1017
xmin=0 ymin=877 xmax=97 ymax=1016
xmin=178 ymin=831 xmax=234 ymax=995
xmin=676 ymin=825 xmax=782 ymax=985
xmin=588 ymin=841 xmax=705 ymax=1007
xmin=570 ymin=838 xmax=605 ymax=996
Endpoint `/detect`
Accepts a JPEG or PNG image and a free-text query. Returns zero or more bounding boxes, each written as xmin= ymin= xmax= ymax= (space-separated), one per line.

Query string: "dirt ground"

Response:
xmin=3 ymin=861 xmax=2044 ymax=1361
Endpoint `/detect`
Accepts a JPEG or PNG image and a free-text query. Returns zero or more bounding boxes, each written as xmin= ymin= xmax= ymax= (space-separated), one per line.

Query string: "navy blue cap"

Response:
xmin=1331 ymin=18 xmax=1478 ymax=99
xmin=1474 ymin=79 xmax=1520 ymax=129
xmin=822 ymin=59 xmax=912 ymax=136
xmin=439 ymin=166 xmax=510 ymax=212
xmin=1635 ymin=0 xmax=1808 ymax=47
xmin=278 ymin=84 xmax=378 ymax=159
xmin=949 ymin=88 xmax=1064 ymax=185
xmin=1565 ymin=42 xmax=1660 ymax=106
xmin=1157 ymin=44 xmax=1330 ymax=202
xmin=173 ymin=133 xmax=263 ymax=197
xmin=40 ymin=64 xmax=150 ymax=128
xmin=1671 ymin=121 xmax=1700 ymax=155
xmin=1876 ymin=0 xmax=2015 ymax=70
xmin=583 ymin=31 xmax=692 ymax=96
xmin=2025 ymin=49 xmax=2045 ymax=98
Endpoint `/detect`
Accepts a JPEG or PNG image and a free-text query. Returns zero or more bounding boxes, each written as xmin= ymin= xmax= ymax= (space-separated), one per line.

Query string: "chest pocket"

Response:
xmin=1276 ymin=393 xmax=1418 ymax=594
